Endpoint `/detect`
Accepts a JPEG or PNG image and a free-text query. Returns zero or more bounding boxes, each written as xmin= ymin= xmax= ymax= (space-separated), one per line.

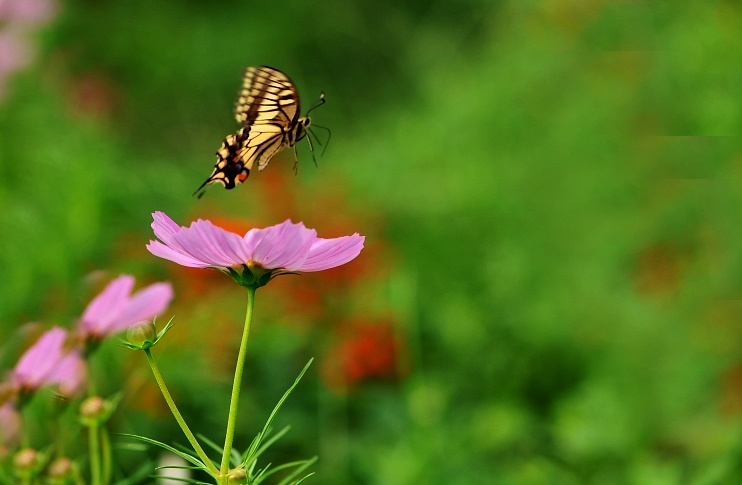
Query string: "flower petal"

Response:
xmin=245 ymin=220 xmax=316 ymax=270
xmin=151 ymin=211 xmax=184 ymax=248
xmin=48 ymin=351 xmax=87 ymax=397
xmin=110 ymin=282 xmax=174 ymax=333
xmin=79 ymin=275 xmax=134 ymax=335
xmin=147 ymin=240 xmax=212 ymax=268
xmin=187 ymin=219 xmax=250 ymax=266
xmin=12 ymin=327 xmax=68 ymax=390
xmin=300 ymin=234 xmax=365 ymax=272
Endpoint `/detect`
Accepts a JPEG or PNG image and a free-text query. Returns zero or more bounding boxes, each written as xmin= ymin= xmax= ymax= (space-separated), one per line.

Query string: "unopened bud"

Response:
xmin=127 ymin=321 xmax=156 ymax=348
xmin=13 ymin=448 xmax=37 ymax=470
xmin=80 ymin=396 xmax=105 ymax=420
xmin=48 ymin=457 xmax=74 ymax=478
xmin=228 ymin=468 xmax=247 ymax=483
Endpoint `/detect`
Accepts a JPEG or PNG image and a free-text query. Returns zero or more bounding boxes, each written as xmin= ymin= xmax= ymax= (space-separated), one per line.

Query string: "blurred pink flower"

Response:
xmin=0 ymin=31 xmax=31 ymax=75
xmin=0 ymin=402 xmax=20 ymax=447
xmin=0 ymin=0 xmax=56 ymax=24
xmin=147 ymin=212 xmax=365 ymax=272
xmin=79 ymin=275 xmax=173 ymax=340
xmin=10 ymin=327 xmax=84 ymax=395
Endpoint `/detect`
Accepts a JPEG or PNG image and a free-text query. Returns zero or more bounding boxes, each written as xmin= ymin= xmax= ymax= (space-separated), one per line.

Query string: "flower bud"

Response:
xmin=126 ymin=321 xmax=156 ymax=348
xmin=48 ymin=457 xmax=74 ymax=478
xmin=80 ymin=396 xmax=105 ymax=420
xmin=13 ymin=448 xmax=38 ymax=470
xmin=228 ymin=468 xmax=247 ymax=483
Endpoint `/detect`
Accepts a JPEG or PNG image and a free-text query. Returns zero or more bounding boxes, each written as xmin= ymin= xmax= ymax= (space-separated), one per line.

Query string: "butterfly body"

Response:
xmin=195 ymin=66 xmax=320 ymax=195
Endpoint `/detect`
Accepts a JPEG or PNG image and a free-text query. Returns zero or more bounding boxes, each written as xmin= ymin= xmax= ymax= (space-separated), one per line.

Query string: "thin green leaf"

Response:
xmin=253 ymin=463 xmax=272 ymax=482
xmin=245 ymin=359 xmax=313 ymax=462
xmin=292 ymin=472 xmax=316 ymax=485
xmin=258 ymin=457 xmax=318 ymax=485
xmin=112 ymin=460 xmax=156 ymax=485
xmin=154 ymin=464 xmax=203 ymax=471
xmin=274 ymin=457 xmax=318 ymax=485
xmin=148 ymin=475 xmax=212 ymax=485
xmin=195 ymin=433 xmax=223 ymax=455
xmin=119 ymin=433 xmax=204 ymax=469
xmin=243 ymin=426 xmax=290 ymax=468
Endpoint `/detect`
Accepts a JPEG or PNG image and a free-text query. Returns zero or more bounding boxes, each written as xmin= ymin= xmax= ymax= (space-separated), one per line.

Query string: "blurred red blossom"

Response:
xmin=67 ymin=71 xmax=120 ymax=118
xmin=321 ymin=318 xmax=407 ymax=392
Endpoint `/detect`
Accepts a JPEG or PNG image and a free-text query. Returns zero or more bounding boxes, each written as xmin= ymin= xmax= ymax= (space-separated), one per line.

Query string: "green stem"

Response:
xmin=88 ymin=423 xmax=101 ymax=485
xmin=100 ymin=426 xmax=112 ymax=485
xmin=220 ymin=287 xmax=256 ymax=475
xmin=144 ymin=349 xmax=218 ymax=476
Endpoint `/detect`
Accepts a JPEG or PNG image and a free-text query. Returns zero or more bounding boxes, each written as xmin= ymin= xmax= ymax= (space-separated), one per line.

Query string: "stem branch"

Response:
xmin=144 ymin=349 xmax=218 ymax=476
xmin=88 ymin=423 xmax=100 ymax=485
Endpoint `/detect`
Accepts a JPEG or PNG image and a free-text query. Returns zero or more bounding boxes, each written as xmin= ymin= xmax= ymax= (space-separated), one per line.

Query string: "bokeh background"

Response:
xmin=3 ymin=0 xmax=742 ymax=483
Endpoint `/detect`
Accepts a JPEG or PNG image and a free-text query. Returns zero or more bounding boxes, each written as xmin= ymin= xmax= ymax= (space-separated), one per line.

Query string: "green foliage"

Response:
xmin=2 ymin=0 xmax=742 ymax=484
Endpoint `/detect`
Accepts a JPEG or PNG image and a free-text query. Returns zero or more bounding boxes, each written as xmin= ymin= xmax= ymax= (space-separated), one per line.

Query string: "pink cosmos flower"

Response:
xmin=10 ymin=327 xmax=84 ymax=395
xmin=78 ymin=274 xmax=173 ymax=340
xmin=146 ymin=212 xmax=365 ymax=273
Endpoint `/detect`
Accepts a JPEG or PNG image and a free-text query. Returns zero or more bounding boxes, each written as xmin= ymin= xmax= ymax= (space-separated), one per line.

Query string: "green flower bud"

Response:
xmin=127 ymin=321 xmax=157 ymax=348
xmin=228 ymin=468 xmax=247 ymax=483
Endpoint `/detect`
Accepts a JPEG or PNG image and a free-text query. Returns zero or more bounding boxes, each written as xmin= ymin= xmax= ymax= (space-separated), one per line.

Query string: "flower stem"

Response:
xmin=88 ymin=423 xmax=101 ymax=485
xmin=144 ymin=348 xmax=218 ymax=476
xmin=220 ymin=286 xmax=256 ymax=475
xmin=101 ymin=425 xmax=112 ymax=485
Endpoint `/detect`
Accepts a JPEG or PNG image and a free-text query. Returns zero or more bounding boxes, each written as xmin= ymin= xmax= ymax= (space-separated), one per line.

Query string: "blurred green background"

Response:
xmin=3 ymin=0 xmax=742 ymax=483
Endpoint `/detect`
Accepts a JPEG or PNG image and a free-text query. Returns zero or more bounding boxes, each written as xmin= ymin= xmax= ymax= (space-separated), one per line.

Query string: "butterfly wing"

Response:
xmin=235 ymin=66 xmax=301 ymax=129
xmin=194 ymin=126 xmax=285 ymax=195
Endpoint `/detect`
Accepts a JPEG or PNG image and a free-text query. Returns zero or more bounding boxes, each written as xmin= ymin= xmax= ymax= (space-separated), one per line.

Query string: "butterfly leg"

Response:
xmin=304 ymin=131 xmax=318 ymax=168
xmin=292 ymin=145 xmax=300 ymax=175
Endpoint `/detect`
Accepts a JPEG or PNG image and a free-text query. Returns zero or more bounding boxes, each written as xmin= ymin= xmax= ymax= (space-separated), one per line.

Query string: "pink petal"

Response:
xmin=109 ymin=282 xmax=173 ymax=334
xmin=151 ymin=212 xmax=189 ymax=253
xmin=147 ymin=240 xmax=213 ymax=268
xmin=184 ymin=220 xmax=249 ymax=266
xmin=12 ymin=327 xmax=68 ymax=390
xmin=246 ymin=220 xmax=317 ymax=270
xmin=79 ymin=275 xmax=134 ymax=334
xmin=300 ymin=234 xmax=365 ymax=272
xmin=49 ymin=351 xmax=87 ymax=397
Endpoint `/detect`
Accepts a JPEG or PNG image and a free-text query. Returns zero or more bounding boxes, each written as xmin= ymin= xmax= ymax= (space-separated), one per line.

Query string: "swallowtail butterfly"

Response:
xmin=194 ymin=66 xmax=324 ymax=196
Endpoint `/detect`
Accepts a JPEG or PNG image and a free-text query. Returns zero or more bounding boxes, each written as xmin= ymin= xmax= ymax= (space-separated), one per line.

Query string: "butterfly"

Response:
xmin=194 ymin=66 xmax=325 ymax=197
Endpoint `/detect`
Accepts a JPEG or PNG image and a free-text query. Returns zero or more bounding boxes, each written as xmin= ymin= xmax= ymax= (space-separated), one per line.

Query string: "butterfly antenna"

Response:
xmin=306 ymin=91 xmax=326 ymax=116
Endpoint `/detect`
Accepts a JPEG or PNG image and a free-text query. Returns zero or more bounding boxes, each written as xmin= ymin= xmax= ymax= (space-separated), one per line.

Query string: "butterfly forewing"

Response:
xmin=195 ymin=65 xmax=317 ymax=196
xmin=235 ymin=66 xmax=300 ymax=126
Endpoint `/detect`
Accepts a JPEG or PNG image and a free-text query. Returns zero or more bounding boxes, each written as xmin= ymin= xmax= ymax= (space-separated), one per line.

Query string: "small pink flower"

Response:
xmin=147 ymin=212 xmax=365 ymax=273
xmin=79 ymin=274 xmax=173 ymax=339
xmin=11 ymin=327 xmax=83 ymax=394
xmin=0 ymin=402 xmax=20 ymax=447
